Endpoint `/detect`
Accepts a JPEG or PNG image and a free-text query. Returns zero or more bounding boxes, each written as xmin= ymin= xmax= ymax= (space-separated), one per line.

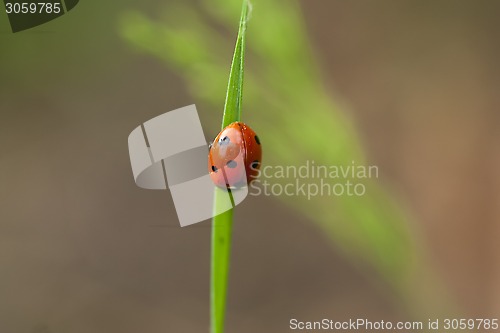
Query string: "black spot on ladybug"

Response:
xmin=251 ymin=160 xmax=260 ymax=169
xmin=211 ymin=165 xmax=218 ymax=172
xmin=226 ymin=160 xmax=237 ymax=168
xmin=255 ymin=135 xmax=261 ymax=145
xmin=219 ymin=136 xmax=230 ymax=145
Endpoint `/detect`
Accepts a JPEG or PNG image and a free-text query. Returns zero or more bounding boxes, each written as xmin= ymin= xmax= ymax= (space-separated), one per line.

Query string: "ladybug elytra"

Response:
xmin=208 ymin=121 xmax=262 ymax=188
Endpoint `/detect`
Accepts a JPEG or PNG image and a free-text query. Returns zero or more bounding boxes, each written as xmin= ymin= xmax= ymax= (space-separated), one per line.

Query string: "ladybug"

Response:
xmin=208 ymin=122 xmax=262 ymax=188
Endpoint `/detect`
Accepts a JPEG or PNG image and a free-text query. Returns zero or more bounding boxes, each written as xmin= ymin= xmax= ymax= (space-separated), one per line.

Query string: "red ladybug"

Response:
xmin=208 ymin=122 xmax=262 ymax=188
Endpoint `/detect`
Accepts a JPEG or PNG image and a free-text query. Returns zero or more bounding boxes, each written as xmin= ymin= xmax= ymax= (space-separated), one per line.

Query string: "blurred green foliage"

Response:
xmin=117 ymin=0 xmax=440 ymax=311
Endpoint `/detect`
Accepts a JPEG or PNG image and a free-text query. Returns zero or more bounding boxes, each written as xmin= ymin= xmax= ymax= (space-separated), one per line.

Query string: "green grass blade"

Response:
xmin=220 ymin=0 xmax=248 ymax=128
xmin=210 ymin=200 xmax=233 ymax=333
xmin=211 ymin=1 xmax=249 ymax=333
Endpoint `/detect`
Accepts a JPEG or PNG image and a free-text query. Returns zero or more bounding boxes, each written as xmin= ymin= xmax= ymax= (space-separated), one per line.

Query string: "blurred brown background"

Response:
xmin=1 ymin=1 xmax=499 ymax=332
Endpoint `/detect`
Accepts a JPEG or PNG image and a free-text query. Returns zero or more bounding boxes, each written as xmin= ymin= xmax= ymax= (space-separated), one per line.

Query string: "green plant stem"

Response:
xmin=210 ymin=1 xmax=249 ymax=333
xmin=210 ymin=199 xmax=233 ymax=333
